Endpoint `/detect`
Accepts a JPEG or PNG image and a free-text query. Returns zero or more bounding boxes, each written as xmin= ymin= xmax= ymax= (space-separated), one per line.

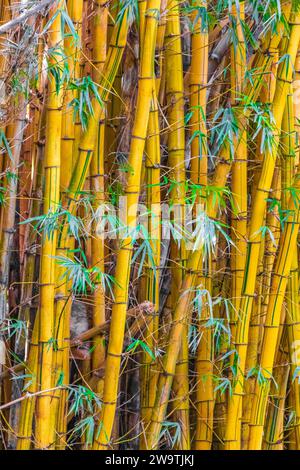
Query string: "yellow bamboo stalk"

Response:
xmin=140 ymin=76 xmax=161 ymax=450
xmin=188 ymin=0 xmax=213 ymax=451
xmin=104 ymin=1 xmax=122 ymax=181
xmin=92 ymin=0 xmax=161 ymax=449
xmin=89 ymin=0 xmax=108 ymax=394
xmin=281 ymin=90 xmax=300 ymax=448
xmin=34 ymin=0 xmax=64 ymax=448
xmin=263 ymin=327 xmax=289 ymax=450
xmin=230 ymin=0 xmax=247 ymax=326
xmin=60 ymin=0 xmax=83 ymax=192
xmin=139 ymin=0 xmax=167 ymax=447
xmin=225 ymin=1 xmax=247 ymax=448
xmin=164 ymin=0 xmax=189 ymax=450
xmin=52 ymin=0 xmax=84 ymax=448
xmin=189 ymin=0 xmax=208 ymax=191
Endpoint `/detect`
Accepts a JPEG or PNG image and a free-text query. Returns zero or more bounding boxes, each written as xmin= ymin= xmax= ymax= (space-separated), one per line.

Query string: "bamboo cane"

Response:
xmin=89 ymin=0 xmax=108 ymax=393
xmin=164 ymin=0 xmax=189 ymax=450
xmin=34 ymin=0 xmax=64 ymax=448
xmin=92 ymin=0 xmax=161 ymax=449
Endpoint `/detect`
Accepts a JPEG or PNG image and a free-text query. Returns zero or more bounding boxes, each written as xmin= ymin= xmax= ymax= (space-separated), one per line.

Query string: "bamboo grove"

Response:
xmin=1 ymin=0 xmax=300 ymax=451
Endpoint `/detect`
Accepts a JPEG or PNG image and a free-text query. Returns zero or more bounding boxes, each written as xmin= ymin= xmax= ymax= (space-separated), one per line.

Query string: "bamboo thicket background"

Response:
xmin=0 ymin=0 xmax=300 ymax=450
